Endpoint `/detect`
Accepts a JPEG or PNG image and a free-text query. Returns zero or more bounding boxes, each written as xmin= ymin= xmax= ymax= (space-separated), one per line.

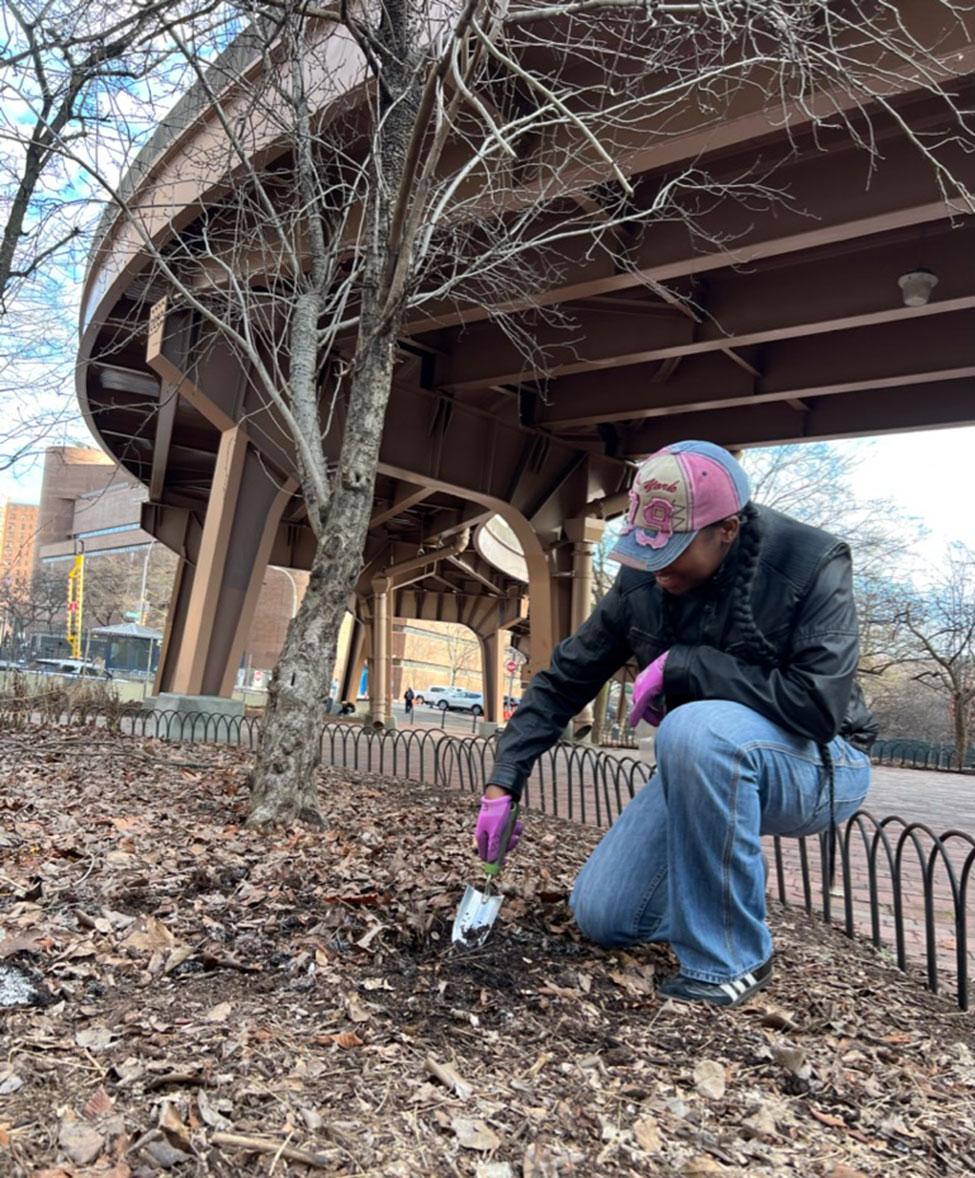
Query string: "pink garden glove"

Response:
xmin=629 ymin=650 xmax=670 ymax=728
xmin=475 ymin=794 xmax=523 ymax=865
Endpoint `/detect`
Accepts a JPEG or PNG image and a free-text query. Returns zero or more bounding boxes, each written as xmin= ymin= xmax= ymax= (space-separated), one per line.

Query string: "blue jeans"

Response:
xmin=570 ymin=701 xmax=871 ymax=982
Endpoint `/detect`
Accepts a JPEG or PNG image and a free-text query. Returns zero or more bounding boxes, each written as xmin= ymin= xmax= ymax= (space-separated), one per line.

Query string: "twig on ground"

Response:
xmin=212 ymin=1131 xmax=335 ymax=1168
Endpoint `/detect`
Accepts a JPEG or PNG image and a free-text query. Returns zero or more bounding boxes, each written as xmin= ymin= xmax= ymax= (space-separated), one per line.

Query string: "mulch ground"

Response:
xmin=1 ymin=729 xmax=974 ymax=1178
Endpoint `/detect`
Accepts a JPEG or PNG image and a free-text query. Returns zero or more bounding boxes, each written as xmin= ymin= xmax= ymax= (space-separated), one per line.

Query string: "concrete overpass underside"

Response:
xmin=78 ymin=10 xmax=975 ymax=723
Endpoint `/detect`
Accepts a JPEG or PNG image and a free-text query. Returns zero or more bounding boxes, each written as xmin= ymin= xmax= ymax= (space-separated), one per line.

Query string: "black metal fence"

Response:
xmin=871 ymin=738 xmax=974 ymax=773
xmin=1 ymin=705 xmax=971 ymax=1010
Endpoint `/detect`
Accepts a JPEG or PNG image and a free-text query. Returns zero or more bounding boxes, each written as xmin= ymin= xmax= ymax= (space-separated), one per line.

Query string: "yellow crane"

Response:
xmin=66 ymin=553 xmax=84 ymax=659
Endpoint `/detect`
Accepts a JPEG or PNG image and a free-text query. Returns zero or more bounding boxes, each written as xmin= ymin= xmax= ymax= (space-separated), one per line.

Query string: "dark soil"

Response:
xmin=1 ymin=730 xmax=974 ymax=1177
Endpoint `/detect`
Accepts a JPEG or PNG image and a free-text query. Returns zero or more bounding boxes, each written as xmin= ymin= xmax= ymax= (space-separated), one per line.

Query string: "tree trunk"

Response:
xmin=247 ymin=4 xmax=420 ymax=828
xmin=953 ymin=697 xmax=969 ymax=772
xmin=247 ymin=332 xmax=400 ymax=826
xmin=245 ymin=539 xmax=345 ymax=827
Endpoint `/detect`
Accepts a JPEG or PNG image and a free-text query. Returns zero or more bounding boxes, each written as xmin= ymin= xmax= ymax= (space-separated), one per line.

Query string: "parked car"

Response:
xmin=30 ymin=658 xmax=104 ymax=678
xmin=431 ymin=687 xmax=484 ymax=715
xmin=415 ymin=685 xmax=450 ymax=707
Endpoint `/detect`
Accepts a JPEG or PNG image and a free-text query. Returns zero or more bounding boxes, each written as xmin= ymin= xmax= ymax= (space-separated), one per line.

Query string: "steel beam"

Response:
xmin=369 ymin=480 xmax=432 ymax=528
xmin=404 ymin=132 xmax=975 ymax=336
xmin=622 ymin=378 xmax=975 ymax=455
xmin=537 ymin=311 xmax=975 ymax=429
xmin=440 ymin=222 xmax=975 ymax=392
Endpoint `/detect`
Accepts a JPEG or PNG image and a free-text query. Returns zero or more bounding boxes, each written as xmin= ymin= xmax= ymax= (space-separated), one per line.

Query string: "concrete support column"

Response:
xmin=340 ymin=615 xmax=366 ymax=704
xmin=155 ymin=559 xmax=194 ymax=695
xmin=154 ymin=429 xmax=296 ymax=698
xmin=385 ymin=606 xmax=395 ymax=722
xmin=563 ymin=517 xmax=604 ymax=732
xmin=370 ymin=579 xmax=390 ymax=724
xmin=478 ymin=629 xmax=508 ymax=724
xmin=565 ymin=517 xmax=603 ymax=632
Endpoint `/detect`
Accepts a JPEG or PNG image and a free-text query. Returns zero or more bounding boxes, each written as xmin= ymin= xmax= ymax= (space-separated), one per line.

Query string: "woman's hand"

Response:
xmin=474 ymin=790 xmax=523 ymax=864
xmin=629 ymin=650 xmax=670 ymax=728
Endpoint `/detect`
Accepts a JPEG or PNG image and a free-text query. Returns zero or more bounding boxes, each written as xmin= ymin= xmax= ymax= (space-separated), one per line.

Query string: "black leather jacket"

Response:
xmin=490 ymin=505 xmax=877 ymax=799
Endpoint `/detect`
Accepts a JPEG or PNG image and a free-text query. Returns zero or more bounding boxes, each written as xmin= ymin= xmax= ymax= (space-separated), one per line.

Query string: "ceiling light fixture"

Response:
xmin=898 ymin=269 xmax=939 ymax=308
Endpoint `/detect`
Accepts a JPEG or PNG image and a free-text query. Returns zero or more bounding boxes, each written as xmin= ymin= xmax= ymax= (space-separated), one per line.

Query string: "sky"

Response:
xmin=838 ymin=426 xmax=975 ymax=563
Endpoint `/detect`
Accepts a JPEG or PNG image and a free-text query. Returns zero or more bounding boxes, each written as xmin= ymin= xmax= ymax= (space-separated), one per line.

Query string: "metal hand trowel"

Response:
xmin=452 ymin=802 xmax=520 ymax=948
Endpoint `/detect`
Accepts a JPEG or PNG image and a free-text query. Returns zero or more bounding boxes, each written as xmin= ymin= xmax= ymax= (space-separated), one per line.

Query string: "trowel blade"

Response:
xmin=451 ymin=883 xmax=503 ymax=948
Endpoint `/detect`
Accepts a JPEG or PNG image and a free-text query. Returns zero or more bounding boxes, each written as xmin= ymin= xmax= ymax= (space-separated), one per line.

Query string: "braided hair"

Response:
xmin=659 ymin=500 xmax=838 ymax=880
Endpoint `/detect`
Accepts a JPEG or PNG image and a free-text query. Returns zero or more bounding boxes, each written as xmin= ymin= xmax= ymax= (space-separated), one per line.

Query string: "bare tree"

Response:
xmin=0 ymin=0 xmax=225 ymax=474
xmin=0 ymin=0 xmax=227 ymax=307
xmin=0 ymin=563 xmax=68 ymax=654
xmin=741 ymin=442 xmax=927 ymax=673
xmin=40 ymin=0 xmax=975 ymax=823
xmin=893 ymin=544 xmax=975 ymax=770
xmin=80 ymin=547 xmax=178 ymax=631
xmin=439 ymin=623 xmax=480 ymax=687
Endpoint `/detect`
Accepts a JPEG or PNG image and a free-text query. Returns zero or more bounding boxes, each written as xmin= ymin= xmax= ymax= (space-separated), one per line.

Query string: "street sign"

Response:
xmin=505 ymin=659 xmax=517 ymax=673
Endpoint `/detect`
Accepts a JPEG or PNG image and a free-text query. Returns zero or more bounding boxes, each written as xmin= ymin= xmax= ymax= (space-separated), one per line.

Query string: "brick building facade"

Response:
xmin=0 ymin=500 xmax=40 ymax=594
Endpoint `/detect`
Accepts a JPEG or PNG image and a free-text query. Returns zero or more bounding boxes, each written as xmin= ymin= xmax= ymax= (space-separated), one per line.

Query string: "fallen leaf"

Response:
xmin=680 ymin=1156 xmax=727 ymax=1175
xmin=0 ymin=932 xmax=52 ymax=958
xmin=452 ymin=1117 xmax=500 ymax=1151
xmin=742 ymin=1104 xmax=778 ymax=1139
xmin=693 ymin=1059 xmax=726 ymax=1100
xmin=82 ymin=1087 xmax=115 ymax=1121
xmin=427 ymin=1055 xmax=473 ymax=1101
xmin=144 ymin=1136 xmax=192 ymax=1168
xmin=197 ymin=1090 xmax=233 ymax=1131
xmin=120 ymin=916 xmax=175 ymax=953
xmin=75 ymin=1027 xmax=115 ymax=1052
xmin=0 ymin=1072 xmax=23 ymax=1096
xmin=523 ymin=1142 xmax=564 ymax=1176
xmin=333 ymin=1030 xmax=364 ymax=1049
xmin=164 ymin=945 xmax=194 ymax=974
xmin=159 ymin=1100 xmax=192 ymax=1148
xmin=633 ymin=1114 xmax=661 ymax=1152
xmin=58 ymin=1116 xmax=104 ymax=1165
xmin=476 ymin=1164 xmax=514 ymax=1178
xmin=204 ymin=1001 xmax=233 ymax=1022
xmin=345 ymin=994 xmax=370 ymax=1023
xmin=757 ymin=1005 xmax=798 ymax=1031
xmin=355 ymin=923 xmax=386 ymax=949
xmin=809 ymin=1107 xmax=846 ymax=1130
xmin=772 ymin=1042 xmax=811 ymax=1081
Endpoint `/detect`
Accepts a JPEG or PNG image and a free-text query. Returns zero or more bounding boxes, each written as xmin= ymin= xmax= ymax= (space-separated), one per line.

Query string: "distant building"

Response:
xmin=0 ymin=500 xmax=40 ymax=594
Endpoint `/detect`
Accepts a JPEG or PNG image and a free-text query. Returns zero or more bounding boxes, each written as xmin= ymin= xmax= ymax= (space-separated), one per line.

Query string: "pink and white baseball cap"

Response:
xmin=610 ymin=440 xmax=750 ymax=572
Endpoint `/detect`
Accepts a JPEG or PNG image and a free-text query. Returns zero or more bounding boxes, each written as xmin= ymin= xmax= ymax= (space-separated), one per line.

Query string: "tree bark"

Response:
xmin=953 ymin=696 xmax=969 ymax=772
xmin=246 ymin=321 xmax=400 ymax=827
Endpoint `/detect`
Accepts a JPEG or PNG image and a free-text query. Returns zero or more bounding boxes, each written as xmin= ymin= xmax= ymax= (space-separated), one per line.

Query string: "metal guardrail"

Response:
xmin=0 ymin=705 xmax=971 ymax=1009
xmin=871 ymin=738 xmax=974 ymax=773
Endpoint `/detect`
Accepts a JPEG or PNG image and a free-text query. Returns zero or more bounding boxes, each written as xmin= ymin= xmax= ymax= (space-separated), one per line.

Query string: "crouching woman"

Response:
xmin=474 ymin=440 xmax=875 ymax=1006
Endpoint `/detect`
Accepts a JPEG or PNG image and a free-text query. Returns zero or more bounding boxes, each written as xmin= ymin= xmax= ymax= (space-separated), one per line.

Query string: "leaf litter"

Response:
xmin=0 ymin=728 xmax=974 ymax=1176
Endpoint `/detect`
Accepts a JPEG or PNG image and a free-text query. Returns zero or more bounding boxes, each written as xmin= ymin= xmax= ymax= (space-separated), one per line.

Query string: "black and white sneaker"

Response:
xmin=658 ymin=958 xmax=773 ymax=1007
